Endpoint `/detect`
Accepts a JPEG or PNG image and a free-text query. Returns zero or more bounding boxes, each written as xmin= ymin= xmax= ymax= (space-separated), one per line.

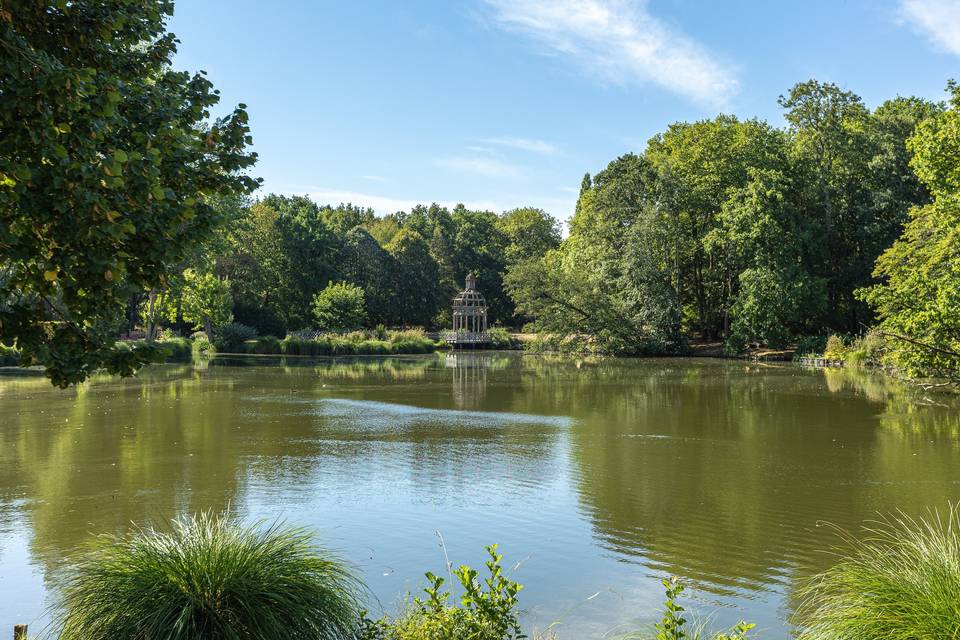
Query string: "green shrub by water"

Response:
xmin=362 ymin=544 xmax=525 ymax=640
xmin=262 ymin=329 xmax=437 ymax=356
xmin=157 ymin=337 xmax=192 ymax=362
xmin=191 ymin=331 xmax=215 ymax=356
xmin=214 ymin=322 xmax=258 ymax=352
xmin=0 ymin=343 xmax=21 ymax=366
xmin=488 ymin=327 xmax=516 ymax=350
xmin=796 ymin=507 xmax=960 ymax=640
xmin=55 ymin=512 xmax=364 ymax=640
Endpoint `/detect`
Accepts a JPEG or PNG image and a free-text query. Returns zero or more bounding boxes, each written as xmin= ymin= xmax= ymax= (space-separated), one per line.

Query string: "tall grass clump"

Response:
xmin=796 ymin=506 xmax=960 ymax=640
xmin=55 ymin=512 xmax=364 ymax=640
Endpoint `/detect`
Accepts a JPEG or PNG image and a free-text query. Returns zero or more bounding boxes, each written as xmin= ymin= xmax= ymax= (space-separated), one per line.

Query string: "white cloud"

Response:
xmin=901 ymin=0 xmax=960 ymax=56
xmin=484 ymin=0 xmax=738 ymax=105
xmin=435 ymin=154 xmax=523 ymax=178
xmin=481 ymin=136 xmax=559 ymax=154
xmin=301 ymin=188 xmax=503 ymax=215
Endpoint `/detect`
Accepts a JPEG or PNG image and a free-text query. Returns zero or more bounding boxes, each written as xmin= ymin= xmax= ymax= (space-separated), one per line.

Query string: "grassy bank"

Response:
xmin=37 ymin=508 xmax=960 ymax=640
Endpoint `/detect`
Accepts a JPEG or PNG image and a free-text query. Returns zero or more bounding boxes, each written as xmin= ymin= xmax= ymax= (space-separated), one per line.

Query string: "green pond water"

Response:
xmin=1 ymin=353 xmax=959 ymax=637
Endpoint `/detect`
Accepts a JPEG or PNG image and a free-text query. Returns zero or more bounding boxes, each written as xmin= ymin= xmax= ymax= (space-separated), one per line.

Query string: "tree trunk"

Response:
xmin=204 ymin=316 xmax=212 ymax=339
xmin=146 ymin=289 xmax=157 ymax=342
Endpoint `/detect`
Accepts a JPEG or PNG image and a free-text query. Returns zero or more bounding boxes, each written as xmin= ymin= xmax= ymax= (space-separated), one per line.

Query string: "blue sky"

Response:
xmin=170 ymin=0 xmax=960 ymax=225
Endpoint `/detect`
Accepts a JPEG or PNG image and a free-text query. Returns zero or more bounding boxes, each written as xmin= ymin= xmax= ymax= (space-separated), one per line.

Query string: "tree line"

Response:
xmin=507 ymin=80 xmax=951 ymax=366
xmin=137 ymin=196 xmax=562 ymax=338
xmin=3 ymin=0 xmax=959 ymax=384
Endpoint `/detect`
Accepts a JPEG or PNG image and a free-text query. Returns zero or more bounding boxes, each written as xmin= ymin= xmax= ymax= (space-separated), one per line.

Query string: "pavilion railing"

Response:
xmin=442 ymin=330 xmax=491 ymax=344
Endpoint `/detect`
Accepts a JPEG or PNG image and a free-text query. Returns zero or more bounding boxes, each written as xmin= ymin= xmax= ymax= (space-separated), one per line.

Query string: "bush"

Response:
xmin=363 ymin=545 xmax=524 ymax=640
xmin=278 ymin=331 xmax=436 ymax=357
xmin=844 ymin=331 xmax=886 ymax=368
xmin=796 ymin=507 xmax=960 ymax=640
xmin=823 ymin=334 xmax=849 ymax=361
xmin=793 ymin=335 xmax=828 ymax=360
xmin=488 ymin=327 xmax=515 ymax=350
xmin=214 ymin=322 xmax=259 ymax=352
xmin=55 ymin=512 xmax=364 ymax=640
xmin=0 ymin=344 xmax=21 ymax=366
xmin=247 ymin=335 xmax=282 ymax=354
xmin=192 ymin=333 xmax=215 ymax=357
xmin=313 ymin=282 xmax=367 ymax=331
xmin=158 ymin=337 xmax=191 ymax=362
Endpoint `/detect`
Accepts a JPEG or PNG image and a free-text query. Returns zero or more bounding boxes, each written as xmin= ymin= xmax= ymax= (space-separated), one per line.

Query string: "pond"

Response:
xmin=1 ymin=353 xmax=958 ymax=637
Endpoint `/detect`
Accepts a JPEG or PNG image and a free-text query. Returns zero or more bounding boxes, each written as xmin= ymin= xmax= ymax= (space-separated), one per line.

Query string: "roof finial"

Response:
xmin=465 ymin=272 xmax=476 ymax=290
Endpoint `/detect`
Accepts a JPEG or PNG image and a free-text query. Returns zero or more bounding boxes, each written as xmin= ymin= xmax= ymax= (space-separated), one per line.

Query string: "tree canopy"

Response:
xmin=0 ymin=0 xmax=258 ymax=386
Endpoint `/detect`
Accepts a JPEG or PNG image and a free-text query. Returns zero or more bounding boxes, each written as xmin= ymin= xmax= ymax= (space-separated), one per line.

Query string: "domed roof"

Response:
xmin=453 ymin=273 xmax=487 ymax=308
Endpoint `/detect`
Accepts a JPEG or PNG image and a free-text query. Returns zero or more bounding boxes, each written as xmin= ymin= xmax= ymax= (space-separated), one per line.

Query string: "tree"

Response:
xmin=859 ymin=82 xmax=960 ymax=379
xmin=386 ymin=229 xmax=442 ymax=327
xmin=497 ymin=207 xmax=562 ymax=265
xmin=320 ymin=203 xmax=375 ymax=234
xmin=180 ymin=270 xmax=233 ymax=338
xmin=261 ymin=194 xmax=340 ymax=328
xmin=451 ymin=206 xmax=509 ymax=321
xmin=217 ymin=201 xmax=296 ymax=335
xmin=312 ymin=282 xmax=366 ymax=331
xmin=0 ymin=0 xmax=258 ymax=386
xmin=336 ymin=227 xmax=394 ymax=325
xmin=705 ymin=169 xmax=825 ymax=348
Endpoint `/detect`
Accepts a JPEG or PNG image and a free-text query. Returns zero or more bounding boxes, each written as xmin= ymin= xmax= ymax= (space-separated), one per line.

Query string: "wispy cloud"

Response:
xmin=360 ymin=174 xmax=386 ymax=182
xmin=435 ymin=154 xmax=523 ymax=178
xmin=484 ymin=0 xmax=737 ymax=105
xmin=481 ymin=136 xmax=559 ymax=155
xmin=900 ymin=0 xmax=960 ymax=56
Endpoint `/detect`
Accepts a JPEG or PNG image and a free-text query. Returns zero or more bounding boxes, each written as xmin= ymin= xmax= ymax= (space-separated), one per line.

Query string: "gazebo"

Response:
xmin=444 ymin=273 xmax=490 ymax=348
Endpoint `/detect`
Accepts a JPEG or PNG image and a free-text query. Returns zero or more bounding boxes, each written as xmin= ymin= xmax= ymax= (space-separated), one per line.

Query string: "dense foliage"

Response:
xmin=858 ymin=82 xmax=960 ymax=379
xmin=153 ymin=199 xmax=561 ymax=338
xmin=4 ymin=0 xmax=956 ymax=384
xmin=507 ymin=81 xmax=943 ymax=356
xmin=0 ymin=0 xmax=258 ymax=386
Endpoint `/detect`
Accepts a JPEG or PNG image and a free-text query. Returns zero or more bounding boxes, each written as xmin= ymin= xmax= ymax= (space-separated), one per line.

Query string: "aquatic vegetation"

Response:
xmin=55 ymin=512 xmax=364 ymax=640
xmin=796 ymin=507 xmax=960 ymax=640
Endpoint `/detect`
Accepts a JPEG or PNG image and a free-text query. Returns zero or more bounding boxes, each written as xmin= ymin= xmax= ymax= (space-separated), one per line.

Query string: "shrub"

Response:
xmin=793 ymin=335 xmax=828 ymax=360
xmin=488 ymin=327 xmax=515 ymax=350
xmin=192 ymin=333 xmax=215 ymax=357
xmin=844 ymin=331 xmax=886 ymax=368
xmin=158 ymin=337 xmax=191 ymax=362
xmin=0 ymin=344 xmax=21 ymax=366
xmin=822 ymin=334 xmax=848 ymax=361
xmin=374 ymin=324 xmax=388 ymax=340
xmin=214 ymin=322 xmax=259 ymax=353
xmin=247 ymin=335 xmax=282 ymax=354
xmin=363 ymin=545 xmax=524 ymax=640
xmin=313 ymin=282 xmax=367 ymax=331
xmin=796 ymin=507 xmax=960 ymax=640
xmin=55 ymin=512 xmax=364 ymax=640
